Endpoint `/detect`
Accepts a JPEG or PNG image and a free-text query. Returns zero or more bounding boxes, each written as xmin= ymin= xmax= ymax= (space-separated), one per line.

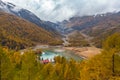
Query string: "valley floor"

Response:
xmin=20 ymin=45 xmax=102 ymax=59
xmin=64 ymin=47 xmax=101 ymax=59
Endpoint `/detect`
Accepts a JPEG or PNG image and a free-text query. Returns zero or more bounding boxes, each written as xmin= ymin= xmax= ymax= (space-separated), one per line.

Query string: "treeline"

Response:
xmin=1 ymin=33 xmax=120 ymax=80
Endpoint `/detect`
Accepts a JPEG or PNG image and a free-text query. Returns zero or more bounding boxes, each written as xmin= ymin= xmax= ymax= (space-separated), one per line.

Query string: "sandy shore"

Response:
xmin=64 ymin=47 xmax=101 ymax=59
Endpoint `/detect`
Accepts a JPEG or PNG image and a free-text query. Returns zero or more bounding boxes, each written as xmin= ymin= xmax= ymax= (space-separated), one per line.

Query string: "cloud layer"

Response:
xmin=2 ymin=0 xmax=120 ymax=22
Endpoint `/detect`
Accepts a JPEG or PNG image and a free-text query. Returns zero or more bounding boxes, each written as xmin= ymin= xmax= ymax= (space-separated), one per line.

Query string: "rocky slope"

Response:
xmin=61 ymin=12 xmax=120 ymax=47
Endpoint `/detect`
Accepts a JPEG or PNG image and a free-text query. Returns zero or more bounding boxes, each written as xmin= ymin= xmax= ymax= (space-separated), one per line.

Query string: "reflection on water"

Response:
xmin=40 ymin=47 xmax=83 ymax=61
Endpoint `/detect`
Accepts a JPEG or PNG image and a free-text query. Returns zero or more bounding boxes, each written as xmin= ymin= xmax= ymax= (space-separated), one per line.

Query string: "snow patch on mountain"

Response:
xmin=0 ymin=0 xmax=68 ymax=34
xmin=0 ymin=0 xmax=22 ymax=13
xmin=11 ymin=6 xmax=21 ymax=12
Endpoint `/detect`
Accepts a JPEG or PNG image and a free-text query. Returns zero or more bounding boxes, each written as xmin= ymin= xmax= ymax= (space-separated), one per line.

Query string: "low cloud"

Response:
xmin=2 ymin=0 xmax=120 ymax=22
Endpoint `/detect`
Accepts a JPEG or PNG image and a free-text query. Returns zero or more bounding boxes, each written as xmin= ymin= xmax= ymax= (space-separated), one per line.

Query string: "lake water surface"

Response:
xmin=40 ymin=46 xmax=83 ymax=61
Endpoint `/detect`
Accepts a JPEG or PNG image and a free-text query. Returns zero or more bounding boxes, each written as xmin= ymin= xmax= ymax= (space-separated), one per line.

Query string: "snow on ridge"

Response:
xmin=0 ymin=1 xmax=10 ymax=13
xmin=0 ymin=0 xmax=22 ymax=13
xmin=11 ymin=6 xmax=22 ymax=12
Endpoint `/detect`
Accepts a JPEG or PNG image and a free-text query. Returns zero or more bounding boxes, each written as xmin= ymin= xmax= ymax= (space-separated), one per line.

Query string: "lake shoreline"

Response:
xmin=64 ymin=47 xmax=101 ymax=59
xmin=20 ymin=45 xmax=101 ymax=59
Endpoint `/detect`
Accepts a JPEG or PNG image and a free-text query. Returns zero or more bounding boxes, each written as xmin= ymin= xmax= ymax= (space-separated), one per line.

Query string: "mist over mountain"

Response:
xmin=0 ymin=0 xmax=62 ymax=35
xmin=2 ymin=0 xmax=120 ymax=22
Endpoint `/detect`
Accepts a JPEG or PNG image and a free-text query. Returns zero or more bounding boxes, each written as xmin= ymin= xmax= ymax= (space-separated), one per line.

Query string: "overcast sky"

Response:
xmin=2 ymin=0 xmax=120 ymax=22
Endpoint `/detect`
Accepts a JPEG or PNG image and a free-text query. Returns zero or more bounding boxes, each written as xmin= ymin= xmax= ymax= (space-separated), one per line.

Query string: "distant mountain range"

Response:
xmin=61 ymin=12 xmax=120 ymax=47
xmin=0 ymin=0 xmax=120 ymax=48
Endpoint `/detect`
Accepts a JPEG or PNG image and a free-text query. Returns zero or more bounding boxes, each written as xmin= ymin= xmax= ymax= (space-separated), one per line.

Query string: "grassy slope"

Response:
xmin=67 ymin=31 xmax=90 ymax=47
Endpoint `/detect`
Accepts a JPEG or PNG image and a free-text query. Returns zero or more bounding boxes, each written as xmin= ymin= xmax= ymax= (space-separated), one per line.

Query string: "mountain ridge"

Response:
xmin=0 ymin=11 xmax=62 ymax=50
xmin=1 ymin=0 xmax=120 ymax=48
xmin=60 ymin=11 xmax=120 ymax=47
xmin=0 ymin=0 xmax=62 ymax=36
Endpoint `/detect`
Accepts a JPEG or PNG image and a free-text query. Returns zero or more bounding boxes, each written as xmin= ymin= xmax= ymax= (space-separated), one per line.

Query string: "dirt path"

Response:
xmin=62 ymin=35 xmax=70 ymax=46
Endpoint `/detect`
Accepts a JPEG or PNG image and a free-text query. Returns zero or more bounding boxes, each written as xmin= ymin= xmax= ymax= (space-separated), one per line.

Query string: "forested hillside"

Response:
xmin=1 ymin=33 xmax=120 ymax=80
xmin=0 ymin=11 xmax=62 ymax=50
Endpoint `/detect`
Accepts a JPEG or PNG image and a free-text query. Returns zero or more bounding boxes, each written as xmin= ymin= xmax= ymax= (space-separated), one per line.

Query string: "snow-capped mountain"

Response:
xmin=0 ymin=0 xmax=63 ymax=35
xmin=0 ymin=0 xmax=21 ymax=13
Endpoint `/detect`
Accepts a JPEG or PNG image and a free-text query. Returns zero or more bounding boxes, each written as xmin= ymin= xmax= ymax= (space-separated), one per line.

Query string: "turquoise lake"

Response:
xmin=40 ymin=47 xmax=83 ymax=61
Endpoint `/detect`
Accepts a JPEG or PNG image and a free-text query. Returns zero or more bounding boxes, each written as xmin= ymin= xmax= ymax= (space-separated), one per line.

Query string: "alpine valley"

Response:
xmin=0 ymin=0 xmax=120 ymax=80
xmin=0 ymin=0 xmax=120 ymax=49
